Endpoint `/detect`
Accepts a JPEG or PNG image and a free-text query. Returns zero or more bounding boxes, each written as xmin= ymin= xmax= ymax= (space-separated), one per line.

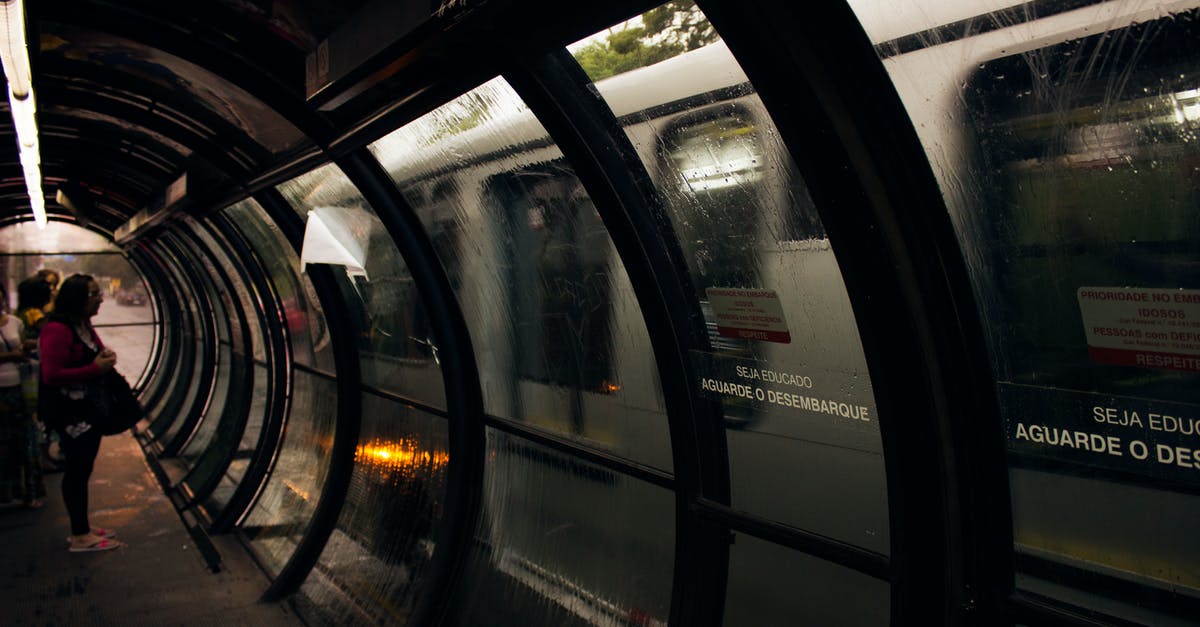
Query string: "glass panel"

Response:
xmin=296 ymin=396 xmax=449 ymax=626
xmin=134 ymin=251 xmax=179 ymax=410
xmin=144 ymin=242 xmax=204 ymax=439
xmin=853 ymin=0 xmax=1200 ymax=620
xmin=186 ymin=217 xmax=263 ymax=362
xmin=241 ymin=370 xmax=337 ymax=574
xmin=279 ymin=164 xmax=445 ymax=407
xmin=179 ymin=341 xmax=231 ymax=464
xmin=724 ymin=534 xmax=888 ymax=626
xmin=0 ymin=221 xmax=119 ymax=253
xmin=575 ymin=14 xmax=886 ymax=547
xmin=173 ymin=225 xmax=233 ymax=460
xmin=225 ymin=198 xmax=334 ymax=371
xmin=204 ymin=363 xmax=269 ymax=516
xmin=370 ymin=78 xmax=671 ymax=471
xmin=154 ymin=235 xmax=210 ymax=446
xmin=445 ymin=429 xmax=674 ymax=627
xmin=0 ymin=252 xmax=157 ymax=380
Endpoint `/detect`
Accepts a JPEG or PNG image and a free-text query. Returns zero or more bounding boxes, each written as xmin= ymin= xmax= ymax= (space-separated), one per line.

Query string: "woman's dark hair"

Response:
xmin=52 ymin=274 xmax=95 ymax=321
xmin=17 ymin=277 xmax=52 ymax=311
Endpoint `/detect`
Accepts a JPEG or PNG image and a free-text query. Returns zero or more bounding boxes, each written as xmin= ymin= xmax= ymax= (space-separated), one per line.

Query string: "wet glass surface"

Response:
xmin=178 ymin=341 xmax=231 ymax=464
xmin=241 ymin=370 xmax=337 ymax=575
xmin=851 ymin=0 xmax=1200 ymax=620
xmin=444 ymin=428 xmax=674 ymax=627
xmin=296 ymin=396 xmax=449 ymax=626
xmin=225 ymin=198 xmax=334 ymax=371
xmin=174 ymin=221 xmax=234 ymax=460
xmin=203 ymin=363 xmax=269 ymax=517
xmin=186 ymin=217 xmax=264 ymax=362
xmin=369 ymin=77 xmax=671 ymax=471
xmin=724 ymin=533 xmax=888 ymax=626
xmin=576 ymin=20 xmax=887 ymax=547
xmin=151 ymin=234 xmax=212 ymax=446
xmin=279 ymin=164 xmax=446 ymax=406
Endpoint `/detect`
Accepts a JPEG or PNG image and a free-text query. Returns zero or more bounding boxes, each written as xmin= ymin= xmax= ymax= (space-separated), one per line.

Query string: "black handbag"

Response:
xmin=90 ymin=370 xmax=143 ymax=435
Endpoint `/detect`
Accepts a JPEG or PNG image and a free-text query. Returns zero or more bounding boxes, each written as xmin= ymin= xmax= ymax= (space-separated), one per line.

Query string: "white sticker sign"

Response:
xmin=706 ymin=287 xmax=791 ymax=343
xmin=1078 ymin=287 xmax=1200 ymax=372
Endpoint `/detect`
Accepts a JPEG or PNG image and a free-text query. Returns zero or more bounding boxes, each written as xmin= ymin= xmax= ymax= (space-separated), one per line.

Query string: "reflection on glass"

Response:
xmin=179 ymin=341 xmax=231 ymax=464
xmin=203 ymin=364 xmax=269 ymax=517
xmin=724 ymin=533 xmax=888 ymax=626
xmin=567 ymin=2 xmax=718 ymax=81
xmin=296 ymin=397 xmax=449 ymax=626
xmin=578 ymin=16 xmax=885 ymax=546
xmin=224 ymin=198 xmax=334 ymax=371
xmin=185 ymin=216 xmax=264 ymax=362
xmin=369 ymin=77 xmax=671 ymax=471
xmin=278 ymin=164 xmax=445 ymax=406
xmin=445 ymin=428 xmax=673 ymax=627
xmin=242 ymin=370 xmax=337 ymax=574
xmin=855 ymin=0 xmax=1200 ymax=621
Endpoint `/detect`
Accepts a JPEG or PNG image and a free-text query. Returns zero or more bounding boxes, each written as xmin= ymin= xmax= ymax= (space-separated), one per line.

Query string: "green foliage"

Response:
xmin=573 ymin=0 xmax=718 ymax=81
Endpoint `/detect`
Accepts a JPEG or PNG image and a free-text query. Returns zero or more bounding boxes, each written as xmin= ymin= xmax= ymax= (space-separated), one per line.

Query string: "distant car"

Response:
xmin=115 ymin=289 xmax=146 ymax=306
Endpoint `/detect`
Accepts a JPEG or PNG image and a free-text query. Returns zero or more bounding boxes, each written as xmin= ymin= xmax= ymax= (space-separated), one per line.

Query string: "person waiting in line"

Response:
xmin=17 ymin=277 xmax=61 ymax=473
xmin=0 ymin=283 xmax=43 ymax=508
xmin=36 ymin=269 xmax=60 ymax=313
xmin=40 ymin=274 xmax=122 ymax=552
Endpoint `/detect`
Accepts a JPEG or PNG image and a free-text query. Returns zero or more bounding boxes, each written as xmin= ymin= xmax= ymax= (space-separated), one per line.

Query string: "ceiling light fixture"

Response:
xmin=0 ymin=0 xmax=45 ymax=229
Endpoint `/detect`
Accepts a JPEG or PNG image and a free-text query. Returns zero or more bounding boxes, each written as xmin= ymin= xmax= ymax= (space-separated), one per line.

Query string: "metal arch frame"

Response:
xmin=39 ymin=80 xmax=265 ymax=179
xmin=139 ymin=238 xmax=200 ymax=435
xmin=501 ymin=50 xmax=731 ymax=625
xmin=129 ymin=243 xmax=184 ymax=414
xmin=202 ymin=201 xmax=296 ymax=534
xmin=696 ymin=0 xmax=1012 ymax=623
xmin=122 ymin=246 xmax=168 ymax=392
xmin=140 ymin=234 xmax=204 ymax=444
xmin=167 ymin=217 xmax=257 ymax=509
xmin=255 ymin=187 xmax=366 ymax=601
xmin=154 ymin=228 xmax=222 ymax=458
xmin=333 ymin=151 xmax=486 ymax=627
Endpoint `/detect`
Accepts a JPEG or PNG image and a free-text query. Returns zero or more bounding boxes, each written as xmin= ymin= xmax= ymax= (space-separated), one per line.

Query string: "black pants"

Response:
xmin=57 ymin=425 xmax=101 ymax=536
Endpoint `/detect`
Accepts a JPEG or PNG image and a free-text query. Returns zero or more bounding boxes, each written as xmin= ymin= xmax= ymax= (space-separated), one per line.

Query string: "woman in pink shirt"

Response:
xmin=40 ymin=274 xmax=122 ymax=552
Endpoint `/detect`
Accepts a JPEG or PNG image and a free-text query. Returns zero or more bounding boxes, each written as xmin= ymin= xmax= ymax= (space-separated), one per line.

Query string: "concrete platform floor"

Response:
xmin=0 ymin=433 xmax=300 ymax=626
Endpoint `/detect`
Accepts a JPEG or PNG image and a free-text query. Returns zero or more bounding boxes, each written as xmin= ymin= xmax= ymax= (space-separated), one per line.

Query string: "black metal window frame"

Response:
xmin=138 ymin=238 xmax=203 ymax=444
xmin=124 ymin=247 xmax=169 ymax=394
xmin=203 ymin=195 xmax=301 ymax=533
xmin=153 ymin=229 xmax=221 ymax=458
xmin=169 ymin=216 xmax=261 ymax=513
xmin=129 ymin=244 xmax=183 ymax=415
xmin=252 ymin=188 xmax=366 ymax=601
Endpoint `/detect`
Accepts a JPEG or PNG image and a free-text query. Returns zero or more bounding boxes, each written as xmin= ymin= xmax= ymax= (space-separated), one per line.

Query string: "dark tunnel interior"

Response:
xmin=0 ymin=1 xmax=1198 ymax=625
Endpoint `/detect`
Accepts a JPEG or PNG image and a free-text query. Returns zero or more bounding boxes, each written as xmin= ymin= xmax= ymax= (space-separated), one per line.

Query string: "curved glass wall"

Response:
xmin=175 ymin=221 xmax=235 ymax=462
xmin=132 ymin=246 xmax=181 ymax=413
xmin=369 ymin=77 xmax=671 ymax=471
xmin=724 ymin=534 xmax=888 ymax=626
xmin=295 ymin=395 xmax=450 ymax=625
xmin=241 ymin=369 xmax=338 ymax=573
xmin=152 ymin=233 xmax=214 ymax=448
xmin=851 ymin=0 xmax=1200 ymax=622
xmin=576 ymin=22 xmax=887 ymax=553
xmin=445 ymin=428 xmax=674 ymax=627
xmin=230 ymin=192 xmax=343 ymax=572
xmin=225 ymin=199 xmax=331 ymax=371
xmin=281 ymin=163 xmax=445 ymax=407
